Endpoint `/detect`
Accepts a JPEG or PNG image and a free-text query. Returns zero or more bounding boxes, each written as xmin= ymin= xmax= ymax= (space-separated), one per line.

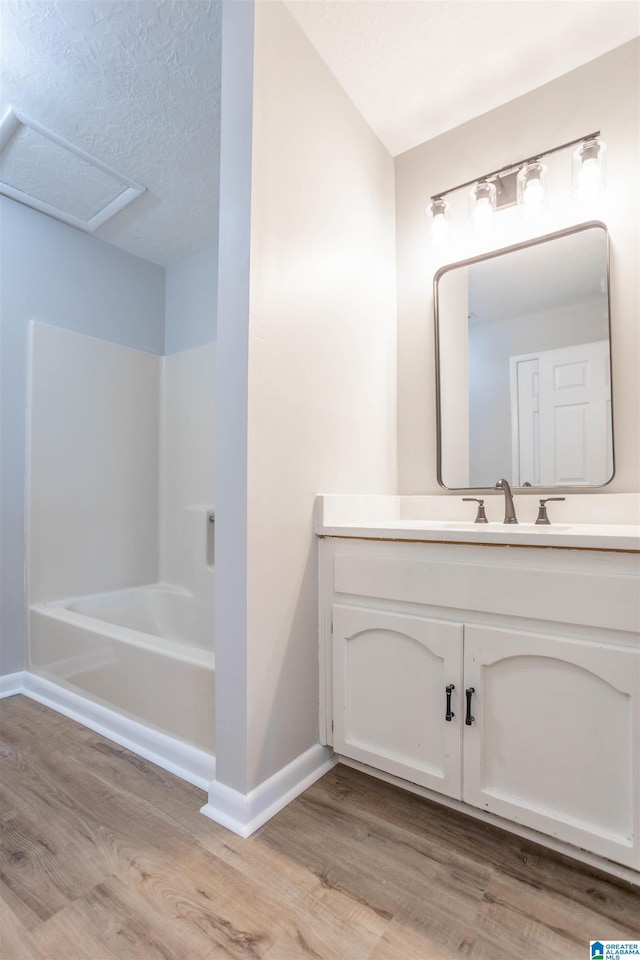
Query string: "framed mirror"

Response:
xmin=434 ymin=222 xmax=613 ymax=490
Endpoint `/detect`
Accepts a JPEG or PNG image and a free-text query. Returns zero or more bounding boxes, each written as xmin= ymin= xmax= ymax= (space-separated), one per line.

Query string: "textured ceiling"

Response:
xmin=285 ymin=1 xmax=640 ymax=157
xmin=0 ymin=0 xmax=221 ymax=266
xmin=1 ymin=1 xmax=637 ymax=265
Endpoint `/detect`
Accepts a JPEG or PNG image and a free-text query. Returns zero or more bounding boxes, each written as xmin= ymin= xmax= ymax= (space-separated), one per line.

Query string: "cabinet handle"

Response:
xmin=465 ymin=687 xmax=475 ymax=726
xmin=445 ymin=683 xmax=455 ymax=721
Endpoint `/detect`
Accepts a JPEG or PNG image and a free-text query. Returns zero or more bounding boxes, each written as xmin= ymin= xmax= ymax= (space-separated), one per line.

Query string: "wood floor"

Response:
xmin=1 ymin=695 xmax=638 ymax=960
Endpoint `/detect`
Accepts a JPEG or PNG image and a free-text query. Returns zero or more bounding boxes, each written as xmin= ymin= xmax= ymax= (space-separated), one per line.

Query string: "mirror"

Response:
xmin=435 ymin=222 xmax=613 ymax=490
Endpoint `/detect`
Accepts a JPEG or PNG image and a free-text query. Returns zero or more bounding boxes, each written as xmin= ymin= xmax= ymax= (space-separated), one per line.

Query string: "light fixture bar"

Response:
xmin=430 ymin=131 xmax=600 ymax=202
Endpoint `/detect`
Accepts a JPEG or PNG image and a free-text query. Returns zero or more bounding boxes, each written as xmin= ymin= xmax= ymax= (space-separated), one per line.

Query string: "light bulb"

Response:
xmin=517 ymin=161 xmax=547 ymax=218
xmin=429 ymin=198 xmax=448 ymax=247
xmin=474 ymin=197 xmax=493 ymax=232
xmin=577 ymin=157 xmax=601 ymax=200
xmin=524 ymin=179 xmax=543 ymax=215
xmin=469 ymin=181 xmax=496 ymax=234
xmin=572 ymin=138 xmax=606 ymax=200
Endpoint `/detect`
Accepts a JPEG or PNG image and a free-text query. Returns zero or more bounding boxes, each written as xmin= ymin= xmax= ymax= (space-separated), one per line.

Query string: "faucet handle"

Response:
xmin=535 ymin=497 xmax=566 ymax=525
xmin=462 ymin=497 xmax=489 ymax=523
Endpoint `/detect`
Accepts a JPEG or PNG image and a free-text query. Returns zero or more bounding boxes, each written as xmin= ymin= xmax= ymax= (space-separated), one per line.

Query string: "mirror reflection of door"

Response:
xmin=511 ymin=340 xmax=612 ymax=486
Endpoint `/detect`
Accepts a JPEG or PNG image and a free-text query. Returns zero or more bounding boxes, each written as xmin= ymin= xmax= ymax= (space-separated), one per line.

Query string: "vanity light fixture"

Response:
xmin=469 ymin=180 xmax=497 ymax=234
xmin=428 ymin=131 xmax=604 ymax=239
xmin=572 ymin=137 xmax=606 ymax=200
xmin=429 ymin=197 xmax=449 ymax=247
xmin=517 ymin=161 xmax=548 ymax=218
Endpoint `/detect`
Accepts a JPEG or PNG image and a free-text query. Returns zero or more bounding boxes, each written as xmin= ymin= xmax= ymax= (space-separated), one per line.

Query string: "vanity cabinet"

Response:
xmin=321 ymin=537 xmax=640 ymax=872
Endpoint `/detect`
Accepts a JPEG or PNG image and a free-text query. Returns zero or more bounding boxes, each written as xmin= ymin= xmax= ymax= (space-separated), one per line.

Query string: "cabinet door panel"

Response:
xmin=463 ymin=624 xmax=640 ymax=869
xmin=333 ymin=605 xmax=463 ymax=798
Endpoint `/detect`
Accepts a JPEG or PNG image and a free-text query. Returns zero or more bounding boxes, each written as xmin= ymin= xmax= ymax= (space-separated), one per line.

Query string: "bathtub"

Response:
xmin=28 ymin=582 xmax=215 ymax=754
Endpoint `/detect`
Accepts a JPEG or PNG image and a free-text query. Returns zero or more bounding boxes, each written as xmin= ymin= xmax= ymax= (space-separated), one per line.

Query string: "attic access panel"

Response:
xmin=0 ymin=107 xmax=145 ymax=232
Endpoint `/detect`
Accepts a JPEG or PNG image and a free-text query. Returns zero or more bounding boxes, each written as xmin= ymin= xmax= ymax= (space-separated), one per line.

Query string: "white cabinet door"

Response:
xmin=462 ymin=624 xmax=640 ymax=869
xmin=332 ymin=605 xmax=463 ymax=798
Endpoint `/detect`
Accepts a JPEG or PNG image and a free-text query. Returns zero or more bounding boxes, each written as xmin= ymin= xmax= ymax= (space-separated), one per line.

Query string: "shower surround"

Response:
xmin=25 ymin=320 xmax=215 ymax=773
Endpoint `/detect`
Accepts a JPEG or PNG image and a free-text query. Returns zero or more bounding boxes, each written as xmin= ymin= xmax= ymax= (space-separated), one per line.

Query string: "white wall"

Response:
xmin=165 ymin=245 xmax=218 ymax=354
xmin=395 ymin=39 xmax=640 ymax=494
xmin=242 ymin=1 xmax=397 ymax=789
xmin=0 ymin=197 xmax=165 ymax=675
xmin=27 ymin=323 xmax=161 ymax=605
xmin=212 ymin=0 xmax=397 ymax=796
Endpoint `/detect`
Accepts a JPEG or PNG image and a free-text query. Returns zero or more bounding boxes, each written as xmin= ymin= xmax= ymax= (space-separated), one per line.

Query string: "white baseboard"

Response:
xmin=201 ymin=743 xmax=337 ymax=838
xmin=4 ymin=671 xmax=215 ymax=791
xmin=0 ymin=671 xmax=26 ymax=698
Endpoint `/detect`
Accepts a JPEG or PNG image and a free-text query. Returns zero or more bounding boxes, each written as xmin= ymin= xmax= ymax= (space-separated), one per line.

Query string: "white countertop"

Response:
xmin=315 ymin=495 xmax=640 ymax=552
xmin=316 ymin=518 xmax=640 ymax=551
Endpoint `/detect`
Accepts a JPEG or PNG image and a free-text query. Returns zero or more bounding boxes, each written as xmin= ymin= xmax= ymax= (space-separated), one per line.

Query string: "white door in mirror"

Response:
xmin=512 ymin=339 xmax=611 ymax=485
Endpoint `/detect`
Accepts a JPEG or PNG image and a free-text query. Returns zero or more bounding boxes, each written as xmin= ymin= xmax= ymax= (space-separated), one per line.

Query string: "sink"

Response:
xmin=315 ymin=495 xmax=640 ymax=552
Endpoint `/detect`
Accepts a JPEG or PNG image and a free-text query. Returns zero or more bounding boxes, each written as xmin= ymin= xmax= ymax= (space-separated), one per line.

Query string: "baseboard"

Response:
xmin=0 ymin=671 xmax=26 ymax=698
xmin=14 ymin=672 xmax=215 ymax=791
xmin=201 ymin=743 xmax=337 ymax=838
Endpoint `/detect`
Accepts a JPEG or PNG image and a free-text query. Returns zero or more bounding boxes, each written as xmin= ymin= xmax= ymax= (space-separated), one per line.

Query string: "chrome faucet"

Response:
xmin=495 ymin=478 xmax=518 ymax=524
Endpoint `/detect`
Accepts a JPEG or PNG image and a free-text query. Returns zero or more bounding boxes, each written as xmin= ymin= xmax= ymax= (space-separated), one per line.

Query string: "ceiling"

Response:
xmin=1 ymin=1 xmax=637 ymax=267
xmin=0 ymin=0 xmax=222 ymax=266
xmin=285 ymin=1 xmax=640 ymax=157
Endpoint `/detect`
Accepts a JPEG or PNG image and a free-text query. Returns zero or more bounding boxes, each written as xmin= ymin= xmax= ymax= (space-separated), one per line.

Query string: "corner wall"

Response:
xmin=395 ymin=39 xmax=640 ymax=494
xmin=165 ymin=245 xmax=218 ymax=354
xmin=244 ymin=1 xmax=397 ymax=788
xmin=210 ymin=0 xmax=398 ymax=803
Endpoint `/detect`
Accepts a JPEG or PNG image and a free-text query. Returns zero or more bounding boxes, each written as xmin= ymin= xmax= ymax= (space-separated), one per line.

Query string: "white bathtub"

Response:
xmin=28 ymin=582 xmax=215 ymax=754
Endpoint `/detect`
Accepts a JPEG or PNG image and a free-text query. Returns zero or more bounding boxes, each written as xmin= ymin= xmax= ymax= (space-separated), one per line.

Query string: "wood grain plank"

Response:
xmin=473 ymin=872 xmax=639 ymax=959
xmin=369 ymin=918 xmax=459 ymax=960
xmin=0 ymin=897 xmax=47 ymax=960
xmin=2 ymin=696 xmax=638 ymax=960
xmin=311 ymin=765 xmax=640 ymax=926
xmin=0 ymin=810 xmax=103 ymax=931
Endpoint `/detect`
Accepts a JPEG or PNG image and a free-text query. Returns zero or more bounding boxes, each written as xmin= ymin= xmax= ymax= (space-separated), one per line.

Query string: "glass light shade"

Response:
xmin=430 ymin=198 xmax=448 ymax=247
xmin=572 ymin=138 xmax=606 ymax=200
xmin=469 ymin=180 xmax=496 ymax=234
xmin=517 ymin=161 xmax=548 ymax=218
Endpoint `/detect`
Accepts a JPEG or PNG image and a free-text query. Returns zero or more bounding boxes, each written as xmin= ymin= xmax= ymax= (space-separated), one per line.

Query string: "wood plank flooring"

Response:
xmin=1 ymin=695 xmax=638 ymax=960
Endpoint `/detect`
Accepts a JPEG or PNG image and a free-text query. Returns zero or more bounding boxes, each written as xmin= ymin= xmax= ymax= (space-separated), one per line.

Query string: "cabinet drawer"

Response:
xmin=333 ymin=549 xmax=640 ymax=632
